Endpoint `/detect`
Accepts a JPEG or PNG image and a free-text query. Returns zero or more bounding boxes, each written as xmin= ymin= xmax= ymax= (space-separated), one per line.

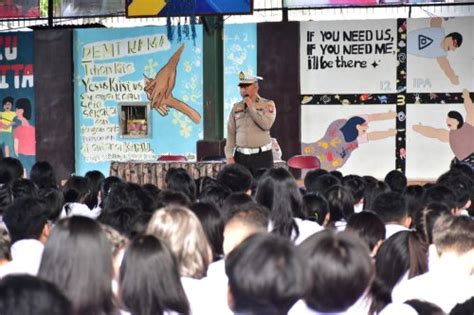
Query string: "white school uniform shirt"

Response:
xmin=294 ymin=218 xmax=324 ymax=245
xmin=181 ymin=276 xmax=233 ymax=315
xmin=205 ymin=260 xmax=233 ymax=315
xmin=289 ymin=293 xmax=371 ymax=315
xmin=391 ymin=259 xmax=474 ymax=313
xmin=384 ymin=223 xmax=408 ymax=239
xmin=379 ymin=303 xmax=418 ymax=315
xmin=59 ymin=202 xmax=101 ymax=220
xmin=0 ymin=239 xmax=44 ymax=278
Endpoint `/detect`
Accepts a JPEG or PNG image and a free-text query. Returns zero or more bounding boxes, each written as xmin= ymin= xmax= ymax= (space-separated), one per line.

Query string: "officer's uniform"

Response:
xmin=225 ymin=73 xmax=276 ymax=175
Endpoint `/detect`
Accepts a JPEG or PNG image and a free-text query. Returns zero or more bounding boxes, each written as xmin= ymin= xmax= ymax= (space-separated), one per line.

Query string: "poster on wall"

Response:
xmin=300 ymin=20 xmax=398 ymax=94
xmin=54 ymin=0 xmax=123 ymax=17
xmin=301 ymin=104 xmax=397 ymax=178
xmin=407 ymin=17 xmax=473 ymax=93
xmin=0 ymin=32 xmax=36 ymax=176
xmin=223 ymin=24 xmax=257 ymax=137
xmin=74 ymin=26 xmax=203 ymax=175
xmin=0 ymin=0 xmax=40 ymax=18
xmin=406 ymin=89 xmax=474 ymax=179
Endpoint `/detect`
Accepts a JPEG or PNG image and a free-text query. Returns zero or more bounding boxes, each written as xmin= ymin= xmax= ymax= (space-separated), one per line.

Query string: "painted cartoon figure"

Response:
xmin=144 ymin=44 xmax=201 ymax=124
xmin=412 ymin=89 xmax=474 ymax=167
xmin=302 ymin=111 xmax=397 ymax=171
xmin=0 ymin=96 xmax=17 ymax=157
xmin=407 ymin=17 xmax=463 ymax=85
xmin=13 ymin=98 xmax=35 ymax=176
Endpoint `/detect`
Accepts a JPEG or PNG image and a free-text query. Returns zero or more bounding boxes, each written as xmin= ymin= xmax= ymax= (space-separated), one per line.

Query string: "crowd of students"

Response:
xmin=0 ymin=156 xmax=472 ymax=315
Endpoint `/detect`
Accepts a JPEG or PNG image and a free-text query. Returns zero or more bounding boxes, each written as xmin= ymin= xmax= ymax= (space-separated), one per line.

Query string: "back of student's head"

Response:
xmin=225 ymin=233 xmax=305 ymax=315
xmin=99 ymin=176 xmax=123 ymax=207
xmin=221 ymin=192 xmax=253 ymax=221
xmin=415 ymin=202 xmax=451 ymax=244
xmin=305 ymin=172 xmax=340 ymax=194
xmin=384 ymin=170 xmax=407 ymax=193
xmin=298 ymin=230 xmax=374 ymax=313
xmin=302 ymin=192 xmax=329 ymax=225
xmin=343 ymin=174 xmax=366 ymax=204
xmin=3 ymin=197 xmax=49 ymax=243
xmin=437 ymin=171 xmax=472 ymax=213
xmin=103 ymin=182 xmax=148 ymax=214
xmin=424 ymin=184 xmax=457 ymax=213
xmin=370 ymin=230 xmax=428 ymax=313
xmin=12 ymin=178 xmax=38 ymax=199
xmin=99 ymin=206 xmax=138 ymax=238
xmin=363 ymin=180 xmax=391 ymax=211
xmin=146 ymin=206 xmax=211 ymax=279
xmin=216 ymin=164 xmax=253 ymax=193
xmin=372 ymin=191 xmax=408 ymax=224
xmin=0 ymin=275 xmax=72 ymax=315
xmin=346 ymin=211 xmax=386 ymax=255
xmin=62 ymin=175 xmax=90 ymax=205
xmin=223 ymin=201 xmax=270 ymax=256
xmin=30 ymin=161 xmax=57 ymax=189
xmin=403 ymin=185 xmax=426 ymax=228
xmin=255 ymin=168 xmax=303 ymax=239
xmin=157 ymin=189 xmax=192 ymax=208
xmin=198 ymin=182 xmax=232 ymax=211
xmin=38 ymin=216 xmax=115 ymax=315
xmin=38 ymin=187 xmax=64 ymax=222
xmin=165 ymin=168 xmax=196 ymax=202
xmin=324 ymin=184 xmax=354 ymax=223
xmin=120 ymin=235 xmax=190 ymax=315
xmin=129 ymin=212 xmax=152 ymax=239
xmin=0 ymin=158 xmax=23 ymax=185
xmin=303 ymin=169 xmax=328 ymax=193
xmin=190 ymin=202 xmax=224 ymax=261
xmin=84 ymin=170 xmax=105 ymax=209
xmin=433 ymin=214 xmax=474 ymax=256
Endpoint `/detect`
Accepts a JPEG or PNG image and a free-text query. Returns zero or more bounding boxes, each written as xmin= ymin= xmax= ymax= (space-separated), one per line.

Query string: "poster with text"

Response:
xmin=406 ymin=101 xmax=474 ymax=179
xmin=74 ymin=26 xmax=203 ymax=175
xmin=301 ymin=104 xmax=397 ymax=178
xmin=407 ymin=17 xmax=473 ymax=93
xmin=300 ymin=20 xmax=398 ymax=94
xmin=0 ymin=32 xmax=36 ymax=176
xmin=223 ymin=24 xmax=257 ymax=137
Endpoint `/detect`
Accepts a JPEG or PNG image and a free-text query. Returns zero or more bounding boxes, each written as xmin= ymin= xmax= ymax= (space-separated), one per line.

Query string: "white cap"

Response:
xmin=238 ymin=71 xmax=263 ymax=85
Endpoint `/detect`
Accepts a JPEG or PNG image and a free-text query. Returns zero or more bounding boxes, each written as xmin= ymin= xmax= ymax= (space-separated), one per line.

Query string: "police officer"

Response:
xmin=225 ymin=72 xmax=276 ymax=175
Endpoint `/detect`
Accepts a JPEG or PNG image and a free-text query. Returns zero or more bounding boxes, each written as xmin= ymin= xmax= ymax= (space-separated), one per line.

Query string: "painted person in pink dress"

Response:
xmin=13 ymin=98 xmax=35 ymax=177
xmin=302 ymin=111 xmax=397 ymax=171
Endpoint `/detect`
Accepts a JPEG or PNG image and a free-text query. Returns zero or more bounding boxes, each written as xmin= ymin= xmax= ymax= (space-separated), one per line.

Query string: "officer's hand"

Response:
xmin=244 ymin=97 xmax=254 ymax=110
xmin=227 ymin=157 xmax=235 ymax=165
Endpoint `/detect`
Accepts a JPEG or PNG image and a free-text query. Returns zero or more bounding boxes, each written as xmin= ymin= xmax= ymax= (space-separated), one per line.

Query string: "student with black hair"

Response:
xmin=0 ymin=274 xmax=72 ymax=315
xmin=221 ymin=192 xmax=254 ymax=222
xmin=437 ymin=170 xmax=473 ymax=215
xmin=363 ymin=180 xmax=391 ymax=211
xmin=198 ymin=183 xmax=232 ymax=212
xmin=324 ymin=184 xmax=355 ymax=230
xmin=384 ymin=170 xmax=407 ymax=193
xmin=403 ymin=185 xmax=426 ymax=228
xmin=304 ymin=172 xmax=340 ymax=195
xmin=291 ymin=230 xmax=374 ymax=314
xmin=372 ymin=192 xmax=411 ymax=239
xmin=165 ymin=167 xmax=197 ymax=202
xmin=0 ymin=197 xmax=50 ymax=277
xmin=60 ymin=175 xmax=100 ymax=219
xmin=302 ymin=192 xmax=329 ymax=226
xmin=99 ymin=176 xmax=123 ymax=209
xmin=30 ymin=161 xmax=57 ymax=189
xmin=369 ymin=231 xmax=428 ymax=314
xmin=84 ymin=169 xmax=105 ymax=210
xmin=119 ymin=235 xmax=190 ymax=315
xmin=216 ymin=164 xmax=253 ymax=194
xmin=190 ymin=202 xmax=224 ymax=261
xmin=392 ymin=215 xmax=474 ymax=313
xmin=0 ymin=157 xmax=23 ymax=184
xmin=424 ymin=184 xmax=459 ymax=215
xmin=11 ymin=178 xmax=38 ymax=199
xmin=226 ymin=233 xmax=305 ymax=315
xmin=255 ymin=168 xmax=321 ymax=244
xmin=346 ymin=211 xmax=386 ymax=257
xmin=157 ymin=189 xmax=192 ymax=208
xmin=343 ymin=174 xmax=366 ymax=213
xmin=38 ymin=216 xmax=118 ymax=315
xmin=38 ymin=187 xmax=64 ymax=222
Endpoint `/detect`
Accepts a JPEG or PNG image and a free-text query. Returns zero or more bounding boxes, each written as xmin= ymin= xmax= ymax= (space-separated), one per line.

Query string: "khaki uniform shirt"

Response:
xmin=225 ymin=96 xmax=276 ymax=158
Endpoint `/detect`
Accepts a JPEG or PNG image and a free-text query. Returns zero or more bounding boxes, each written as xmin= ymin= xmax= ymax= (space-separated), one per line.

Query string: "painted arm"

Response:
xmin=462 ymin=89 xmax=474 ymax=125
xmin=413 ymin=124 xmax=449 ymax=143
xmin=367 ymin=111 xmax=397 ymax=122
xmin=367 ymin=129 xmax=396 ymax=141
xmin=436 ymin=57 xmax=459 ymax=85
xmin=430 ymin=17 xmax=443 ymax=28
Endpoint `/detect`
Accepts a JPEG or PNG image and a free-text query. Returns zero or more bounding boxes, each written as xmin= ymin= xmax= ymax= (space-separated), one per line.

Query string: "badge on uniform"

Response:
xmin=267 ymin=104 xmax=274 ymax=113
